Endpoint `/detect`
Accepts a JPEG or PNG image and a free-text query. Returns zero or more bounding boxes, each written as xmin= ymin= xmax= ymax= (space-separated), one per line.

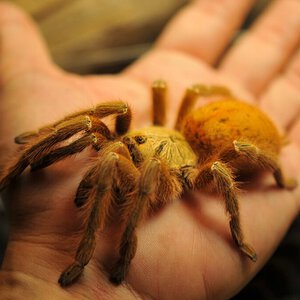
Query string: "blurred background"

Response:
xmin=9 ymin=0 xmax=191 ymax=73
xmin=1 ymin=0 xmax=269 ymax=74
xmin=0 ymin=0 xmax=299 ymax=299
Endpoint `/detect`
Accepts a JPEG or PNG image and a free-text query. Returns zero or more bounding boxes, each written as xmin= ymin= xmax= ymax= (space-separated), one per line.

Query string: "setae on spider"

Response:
xmin=0 ymin=81 xmax=297 ymax=286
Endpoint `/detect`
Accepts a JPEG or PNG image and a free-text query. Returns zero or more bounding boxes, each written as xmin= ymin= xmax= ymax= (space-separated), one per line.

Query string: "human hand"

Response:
xmin=0 ymin=1 xmax=300 ymax=299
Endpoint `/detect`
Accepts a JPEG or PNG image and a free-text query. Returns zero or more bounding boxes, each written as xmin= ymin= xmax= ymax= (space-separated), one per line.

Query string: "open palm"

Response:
xmin=0 ymin=1 xmax=300 ymax=299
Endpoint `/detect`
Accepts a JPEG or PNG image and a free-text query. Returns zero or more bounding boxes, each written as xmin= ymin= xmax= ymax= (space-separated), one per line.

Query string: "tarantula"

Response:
xmin=0 ymin=81 xmax=297 ymax=286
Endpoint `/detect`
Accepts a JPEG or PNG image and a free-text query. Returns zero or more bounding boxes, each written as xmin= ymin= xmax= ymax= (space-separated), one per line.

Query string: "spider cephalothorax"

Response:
xmin=0 ymin=81 xmax=297 ymax=286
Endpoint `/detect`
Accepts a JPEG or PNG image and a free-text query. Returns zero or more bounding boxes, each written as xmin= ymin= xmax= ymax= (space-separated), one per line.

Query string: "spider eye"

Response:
xmin=134 ymin=136 xmax=147 ymax=144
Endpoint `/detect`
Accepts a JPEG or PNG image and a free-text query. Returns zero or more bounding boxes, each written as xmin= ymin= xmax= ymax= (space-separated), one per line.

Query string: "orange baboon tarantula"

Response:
xmin=0 ymin=81 xmax=297 ymax=286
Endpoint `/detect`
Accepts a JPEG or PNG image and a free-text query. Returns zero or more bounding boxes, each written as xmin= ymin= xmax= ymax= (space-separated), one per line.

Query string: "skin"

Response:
xmin=0 ymin=0 xmax=300 ymax=299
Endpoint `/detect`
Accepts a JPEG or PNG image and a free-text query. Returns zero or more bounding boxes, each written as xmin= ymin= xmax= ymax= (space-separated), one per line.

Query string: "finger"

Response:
xmin=123 ymin=48 xmax=256 ymax=129
xmin=220 ymin=0 xmax=300 ymax=95
xmin=259 ymin=48 xmax=300 ymax=132
xmin=124 ymin=50 xmax=217 ymax=111
xmin=0 ymin=2 xmax=54 ymax=83
xmin=156 ymin=0 xmax=255 ymax=65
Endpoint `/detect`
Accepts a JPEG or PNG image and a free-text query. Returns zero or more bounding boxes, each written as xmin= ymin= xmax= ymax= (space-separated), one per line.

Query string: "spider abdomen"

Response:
xmin=182 ymin=100 xmax=282 ymax=166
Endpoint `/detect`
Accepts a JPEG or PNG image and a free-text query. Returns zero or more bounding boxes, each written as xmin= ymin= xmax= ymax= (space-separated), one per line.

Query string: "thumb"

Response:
xmin=0 ymin=2 xmax=55 ymax=83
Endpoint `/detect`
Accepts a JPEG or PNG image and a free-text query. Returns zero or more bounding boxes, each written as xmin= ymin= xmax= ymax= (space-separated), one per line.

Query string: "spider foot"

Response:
xmin=58 ymin=262 xmax=84 ymax=287
xmin=109 ymin=263 xmax=126 ymax=285
xmin=239 ymin=243 xmax=257 ymax=262
xmin=274 ymin=168 xmax=298 ymax=190
xmin=283 ymin=178 xmax=298 ymax=190
xmin=15 ymin=130 xmax=38 ymax=144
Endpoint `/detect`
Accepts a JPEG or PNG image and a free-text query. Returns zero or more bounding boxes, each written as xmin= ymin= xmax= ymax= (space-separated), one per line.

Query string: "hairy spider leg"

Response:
xmin=59 ymin=152 xmax=118 ymax=287
xmin=75 ymin=165 xmax=98 ymax=208
xmin=59 ymin=150 xmax=139 ymax=287
xmin=181 ymin=162 xmax=213 ymax=190
xmin=152 ymin=80 xmax=167 ymax=126
xmin=175 ymin=84 xmax=232 ymax=130
xmin=74 ymin=141 xmax=133 ymax=208
xmin=122 ymin=136 xmax=144 ymax=166
xmin=30 ymin=133 xmax=105 ymax=171
xmin=15 ymin=101 xmax=130 ymax=144
xmin=0 ymin=115 xmax=93 ymax=190
xmin=183 ymin=139 xmax=297 ymax=262
xmin=110 ymin=158 xmax=162 ymax=284
xmin=1 ymin=103 xmax=132 ymax=190
xmin=211 ymin=161 xmax=257 ymax=261
xmin=31 ymin=106 xmax=133 ymax=170
xmin=183 ymin=160 xmax=257 ymax=261
xmin=29 ymin=115 xmax=114 ymax=171
xmin=115 ymin=103 xmax=132 ymax=136
xmin=233 ymin=140 xmax=297 ymax=189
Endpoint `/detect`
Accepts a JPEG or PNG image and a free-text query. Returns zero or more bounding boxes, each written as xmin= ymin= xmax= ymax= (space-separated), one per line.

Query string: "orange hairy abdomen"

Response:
xmin=182 ymin=100 xmax=282 ymax=165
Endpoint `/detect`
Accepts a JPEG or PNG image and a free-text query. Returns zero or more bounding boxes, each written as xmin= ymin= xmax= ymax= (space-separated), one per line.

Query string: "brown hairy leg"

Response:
xmin=74 ymin=141 xmax=133 ymax=208
xmin=15 ymin=101 xmax=130 ymax=144
xmin=30 ymin=133 xmax=105 ymax=171
xmin=175 ymin=84 xmax=232 ymax=130
xmin=183 ymin=161 xmax=256 ymax=261
xmin=0 ymin=115 xmax=114 ymax=190
xmin=0 ymin=115 xmax=94 ymax=190
xmin=211 ymin=161 xmax=257 ymax=261
xmin=152 ymin=80 xmax=167 ymax=126
xmin=29 ymin=114 xmax=117 ymax=171
xmin=115 ymin=104 xmax=132 ymax=136
xmin=110 ymin=158 xmax=162 ymax=284
xmin=121 ymin=136 xmax=144 ymax=166
xmin=31 ymin=104 xmax=133 ymax=170
xmin=59 ymin=151 xmax=139 ymax=286
xmin=75 ymin=165 xmax=98 ymax=208
xmin=181 ymin=162 xmax=214 ymax=190
xmin=233 ymin=140 xmax=297 ymax=189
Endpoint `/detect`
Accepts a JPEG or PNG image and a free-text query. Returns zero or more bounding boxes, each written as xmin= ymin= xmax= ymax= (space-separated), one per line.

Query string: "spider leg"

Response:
xmin=183 ymin=162 xmax=257 ymax=261
xmin=30 ymin=133 xmax=105 ymax=171
xmin=0 ymin=115 xmax=113 ymax=190
xmin=211 ymin=161 xmax=257 ymax=261
xmin=175 ymin=84 xmax=232 ymax=130
xmin=181 ymin=163 xmax=213 ymax=190
xmin=122 ymin=136 xmax=144 ymax=166
xmin=15 ymin=101 xmax=130 ymax=144
xmin=233 ymin=140 xmax=297 ymax=189
xmin=152 ymin=80 xmax=167 ymax=126
xmin=0 ymin=115 xmax=93 ymax=190
xmin=58 ymin=151 xmax=139 ymax=287
xmin=58 ymin=152 xmax=117 ymax=287
xmin=28 ymin=116 xmax=111 ymax=171
xmin=15 ymin=130 xmax=46 ymax=145
xmin=110 ymin=158 xmax=162 ymax=285
xmin=74 ymin=141 xmax=132 ymax=208
xmin=74 ymin=165 xmax=98 ymax=208
xmin=115 ymin=104 xmax=132 ymax=136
